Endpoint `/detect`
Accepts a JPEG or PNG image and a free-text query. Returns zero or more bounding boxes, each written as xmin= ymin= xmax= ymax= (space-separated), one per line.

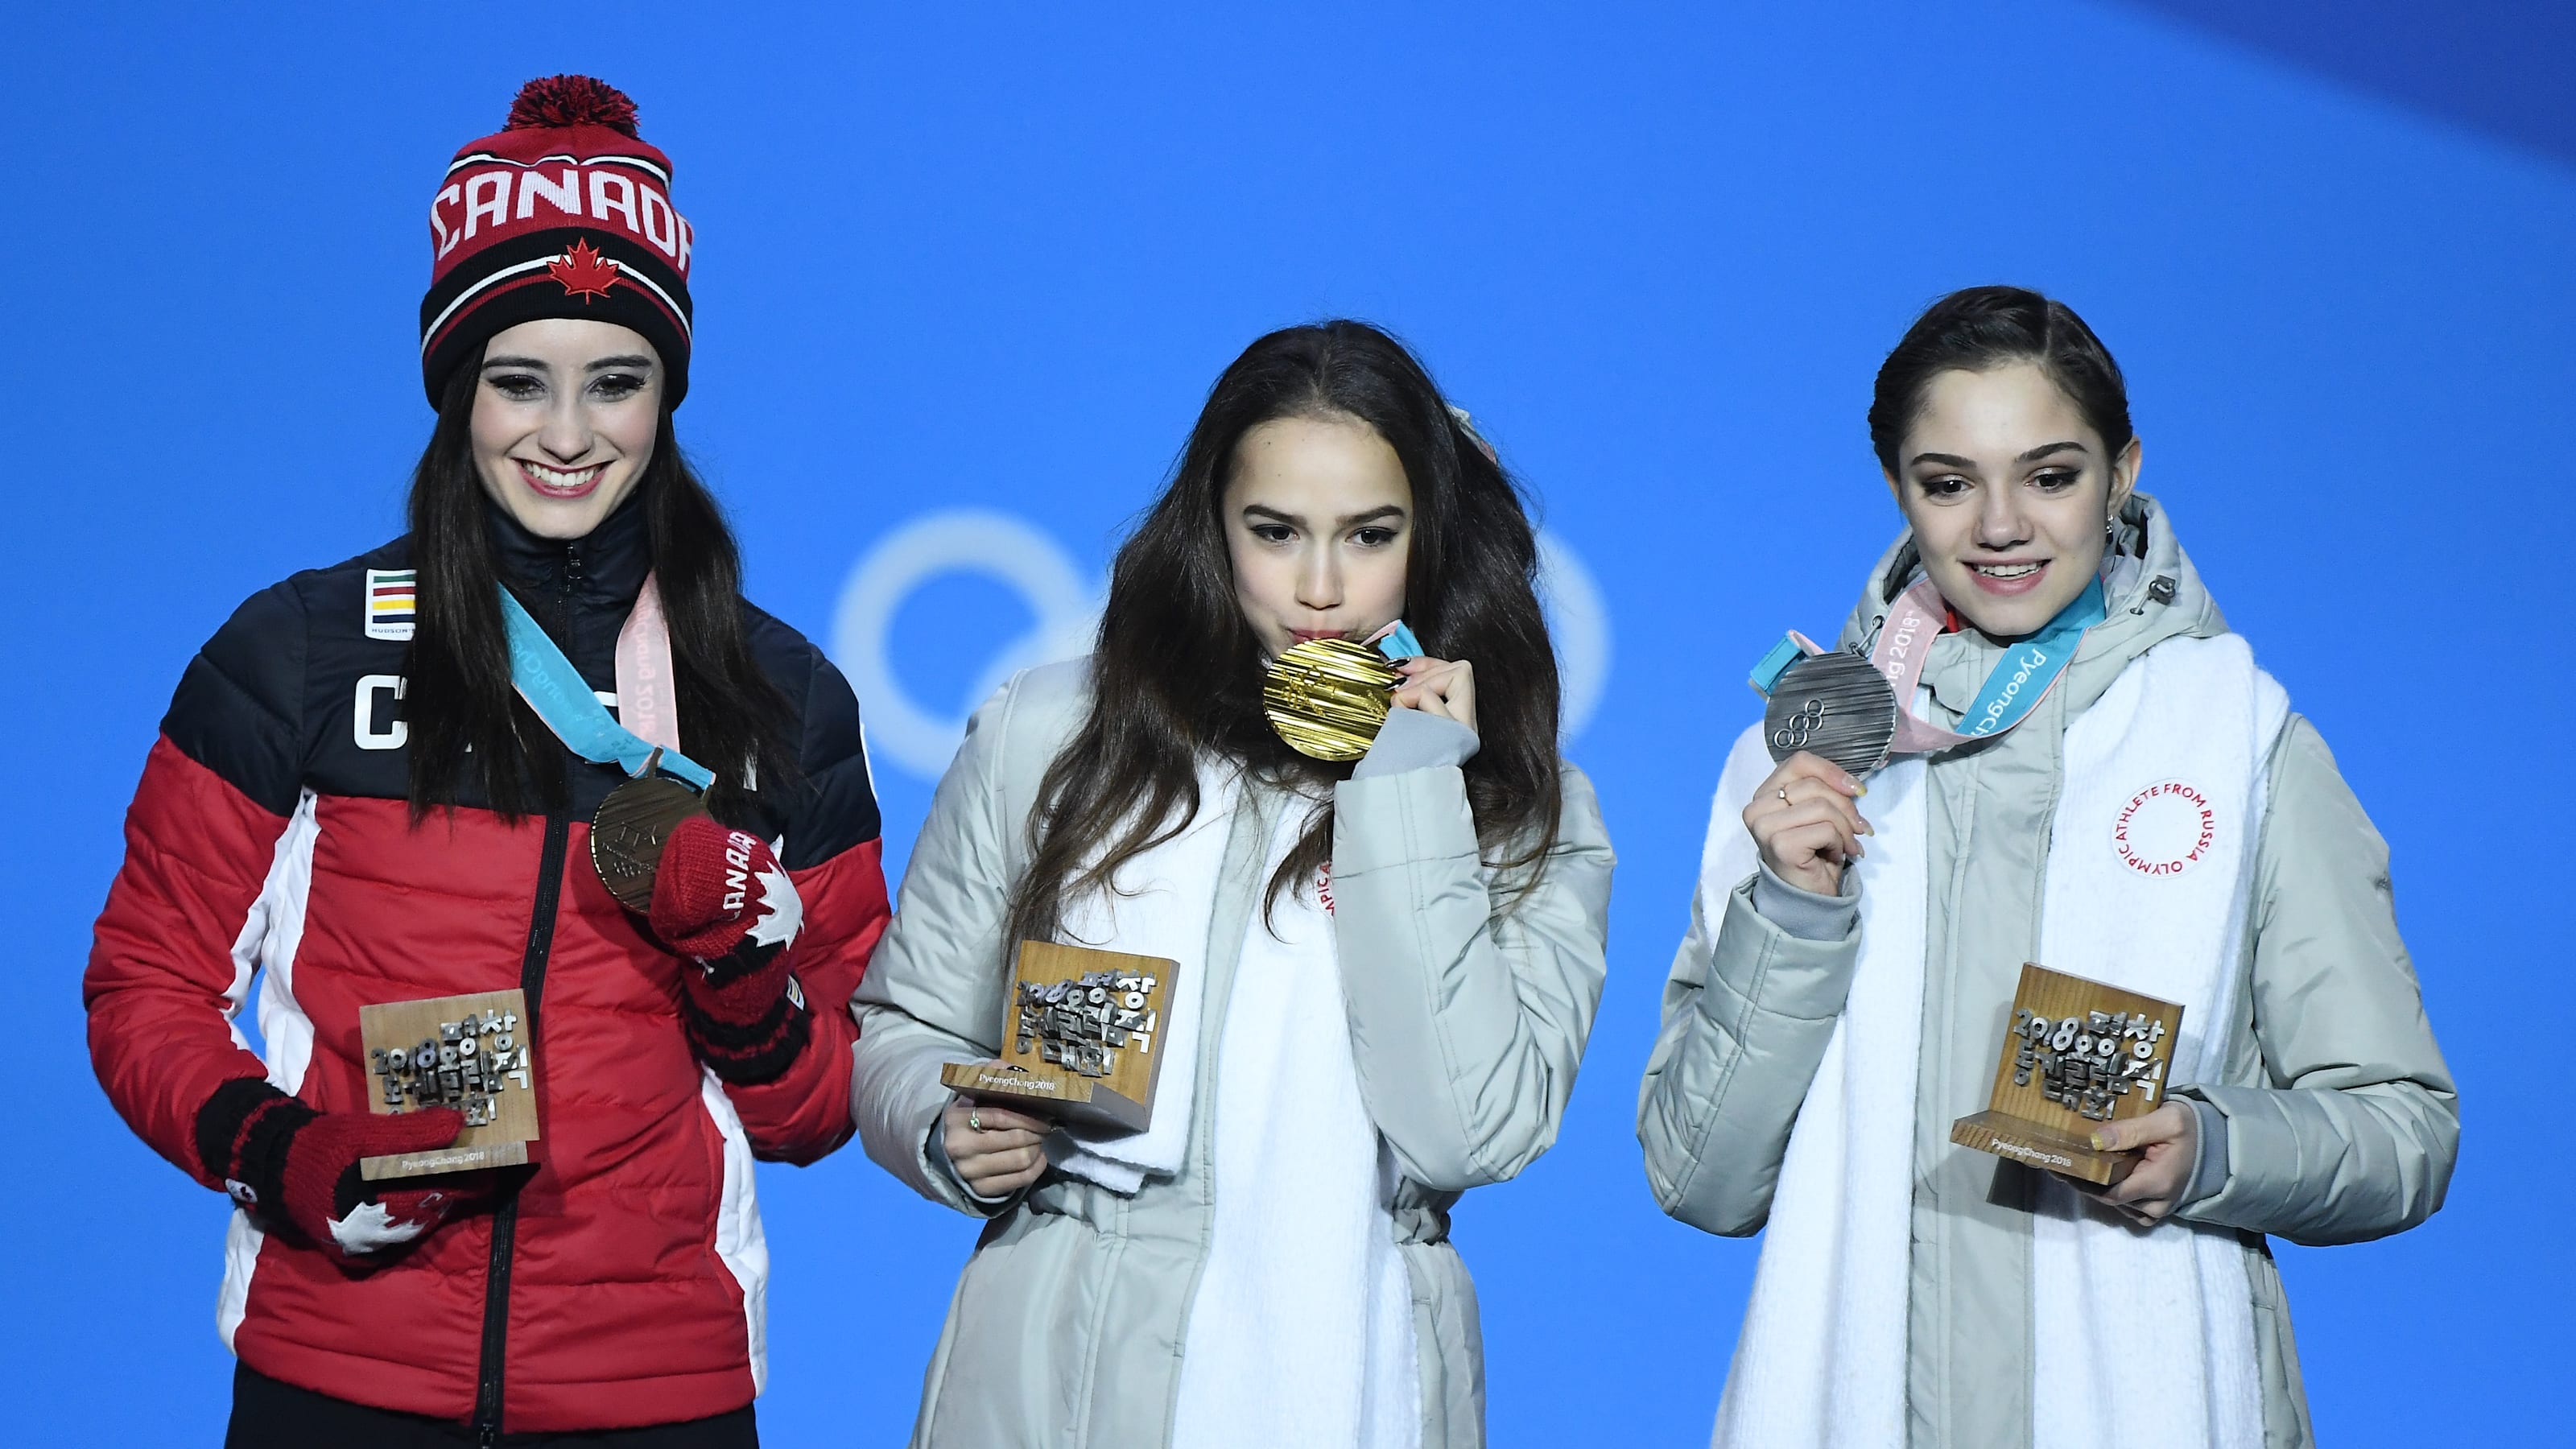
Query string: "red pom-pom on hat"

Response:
xmin=505 ymin=75 xmax=640 ymax=137
xmin=423 ymin=73 xmax=691 ymax=407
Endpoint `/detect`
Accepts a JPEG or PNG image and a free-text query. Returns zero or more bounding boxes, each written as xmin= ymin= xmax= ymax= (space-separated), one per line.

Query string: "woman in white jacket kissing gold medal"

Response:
xmin=851 ymin=320 xmax=1614 ymax=1449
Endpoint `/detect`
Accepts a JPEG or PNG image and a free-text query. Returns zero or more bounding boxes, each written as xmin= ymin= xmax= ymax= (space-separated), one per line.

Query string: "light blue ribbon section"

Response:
xmin=1374 ymin=621 xmax=1425 ymax=661
xmin=1747 ymin=634 xmax=1806 ymax=696
xmin=1956 ymin=576 xmax=2106 ymax=737
xmin=498 ymin=587 xmax=716 ymax=791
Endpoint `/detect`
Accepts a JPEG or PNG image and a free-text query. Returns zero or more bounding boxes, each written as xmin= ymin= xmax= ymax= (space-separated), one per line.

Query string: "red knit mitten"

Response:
xmin=649 ymin=816 xmax=811 ymax=1083
xmin=200 ymin=1079 xmax=472 ymax=1267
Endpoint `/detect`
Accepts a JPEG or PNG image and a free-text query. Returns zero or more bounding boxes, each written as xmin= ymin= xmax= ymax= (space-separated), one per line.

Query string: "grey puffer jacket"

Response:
xmin=853 ymin=660 xmax=1615 ymax=1449
xmin=1637 ymin=497 xmax=2457 ymax=1448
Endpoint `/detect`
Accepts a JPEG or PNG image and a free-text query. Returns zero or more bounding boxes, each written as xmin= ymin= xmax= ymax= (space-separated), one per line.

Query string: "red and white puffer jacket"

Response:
xmin=84 ymin=500 xmax=889 ymax=1433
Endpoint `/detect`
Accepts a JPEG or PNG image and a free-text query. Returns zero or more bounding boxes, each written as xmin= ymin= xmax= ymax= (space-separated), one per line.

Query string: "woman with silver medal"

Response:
xmin=849 ymin=321 xmax=1614 ymax=1449
xmin=84 ymin=76 xmax=891 ymax=1446
xmin=1639 ymin=287 xmax=2456 ymax=1448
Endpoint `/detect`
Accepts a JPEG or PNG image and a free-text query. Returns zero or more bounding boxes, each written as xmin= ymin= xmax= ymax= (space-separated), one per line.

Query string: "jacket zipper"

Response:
xmin=474 ymin=540 xmax=584 ymax=1445
xmin=474 ymin=810 xmax=570 ymax=1445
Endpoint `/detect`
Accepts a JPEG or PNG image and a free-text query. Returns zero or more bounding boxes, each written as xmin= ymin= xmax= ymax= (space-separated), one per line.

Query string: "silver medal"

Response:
xmin=1761 ymin=650 xmax=1901 ymax=777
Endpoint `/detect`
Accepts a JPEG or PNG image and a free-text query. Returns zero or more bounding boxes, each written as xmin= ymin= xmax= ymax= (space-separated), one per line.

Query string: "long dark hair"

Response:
xmin=1004 ymin=320 xmax=1563 ymax=949
xmin=1867 ymin=285 xmax=2134 ymax=475
xmin=402 ymin=353 xmax=795 ymax=821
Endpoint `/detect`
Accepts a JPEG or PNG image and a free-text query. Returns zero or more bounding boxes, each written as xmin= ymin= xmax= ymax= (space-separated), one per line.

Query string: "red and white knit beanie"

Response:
xmin=417 ymin=76 xmax=695 ymax=407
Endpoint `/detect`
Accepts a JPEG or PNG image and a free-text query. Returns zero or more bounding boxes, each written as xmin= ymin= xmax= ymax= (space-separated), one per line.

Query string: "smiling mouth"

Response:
xmin=1962 ymin=559 xmax=2052 ymax=596
xmin=516 ymin=459 xmax=606 ymax=497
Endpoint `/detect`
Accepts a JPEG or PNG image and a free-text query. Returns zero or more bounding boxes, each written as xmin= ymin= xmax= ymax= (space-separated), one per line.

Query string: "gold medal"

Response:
xmin=1262 ymin=637 xmax=1402 ymax=761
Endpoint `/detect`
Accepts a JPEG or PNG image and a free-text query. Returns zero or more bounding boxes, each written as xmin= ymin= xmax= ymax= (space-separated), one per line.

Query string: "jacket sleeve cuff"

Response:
xmin=195 ymin=1075 xmax=312 ymax=1211
xmin=2174 ymin=1093 xmax=2229 ymax=1209
xmin=1703 ymin=874 xmax=1862 ymax=1024
xmin=1351 ymin=707 xmax=1480 ymax=779
xmin=1748 ymin=863 xmax=1860 ymax=943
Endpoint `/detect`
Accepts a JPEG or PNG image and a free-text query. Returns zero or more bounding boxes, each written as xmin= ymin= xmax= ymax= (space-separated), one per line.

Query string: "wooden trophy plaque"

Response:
xmin=1949 ymin=963 xmax=2183 ymax=1186
xmin=357 ymin=989 xmax=540 ymax=1181
xmin=939 ymin=941 xmax=1177 ymax=1133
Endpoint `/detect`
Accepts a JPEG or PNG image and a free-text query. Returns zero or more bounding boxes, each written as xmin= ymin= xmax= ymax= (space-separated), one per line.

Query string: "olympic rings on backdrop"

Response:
xmin=833 ymin=510 xmax=1613 ymax=780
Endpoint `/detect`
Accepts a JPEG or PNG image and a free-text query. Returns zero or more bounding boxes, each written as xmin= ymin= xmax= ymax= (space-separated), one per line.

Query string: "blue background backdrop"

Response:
xmin=6 ymin=2 xmax=2566 ymax=1441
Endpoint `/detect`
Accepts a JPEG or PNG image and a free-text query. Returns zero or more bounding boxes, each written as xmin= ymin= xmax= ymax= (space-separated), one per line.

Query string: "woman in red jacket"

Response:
xmin=83 ymin=76 xmax=890 ymax=1447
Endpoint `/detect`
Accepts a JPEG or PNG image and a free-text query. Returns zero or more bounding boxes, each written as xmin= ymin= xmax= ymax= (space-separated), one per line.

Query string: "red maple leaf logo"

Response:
xmin=547 ymin=238 xmax=621 ymax=301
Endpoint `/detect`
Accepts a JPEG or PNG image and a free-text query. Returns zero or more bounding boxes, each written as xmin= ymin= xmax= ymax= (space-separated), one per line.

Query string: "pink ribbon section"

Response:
xmin=613 ymin=573 xmax=686 ymax=758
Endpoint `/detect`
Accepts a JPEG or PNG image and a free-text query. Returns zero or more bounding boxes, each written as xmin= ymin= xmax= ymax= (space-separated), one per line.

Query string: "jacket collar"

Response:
xmin=485 ymin=490 xmax=652 ymax=609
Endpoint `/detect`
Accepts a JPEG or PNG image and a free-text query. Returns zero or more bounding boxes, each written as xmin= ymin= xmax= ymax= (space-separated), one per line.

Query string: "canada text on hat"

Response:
xmin=416 ymin=76 xmax=696 ymax=406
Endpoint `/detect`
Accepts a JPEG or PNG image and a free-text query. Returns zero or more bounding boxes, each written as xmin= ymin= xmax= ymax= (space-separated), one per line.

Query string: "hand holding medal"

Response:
xmin=1742 ymin=574 xmax=2112 ymax=894
xmin=502 ymin=578 xmax=811 ymax=1082
xmin=1262 ymin=620 xmax=1439 ymax=759
xmin=1741 ymin=752 xmax=1872 ymax=896
xmin=1749 ymin=574 xmax=2108 ymax=777
xmin=1390 ymin=651 xmax=1476 ymax=733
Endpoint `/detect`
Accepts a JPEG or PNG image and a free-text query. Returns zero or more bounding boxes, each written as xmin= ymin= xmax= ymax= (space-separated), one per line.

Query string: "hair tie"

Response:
xmin=1447 ymin=405 xmax=1499 ymax=464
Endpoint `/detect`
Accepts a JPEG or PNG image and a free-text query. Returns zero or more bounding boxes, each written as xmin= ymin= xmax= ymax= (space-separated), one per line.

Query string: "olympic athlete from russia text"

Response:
xmin=1639 ymin=286 xmax=2456 ymax=1448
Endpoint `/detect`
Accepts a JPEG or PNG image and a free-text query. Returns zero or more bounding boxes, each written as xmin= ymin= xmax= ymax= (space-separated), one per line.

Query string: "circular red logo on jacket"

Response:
xmin=2113 ymin=779 xmax=2216 ymax=877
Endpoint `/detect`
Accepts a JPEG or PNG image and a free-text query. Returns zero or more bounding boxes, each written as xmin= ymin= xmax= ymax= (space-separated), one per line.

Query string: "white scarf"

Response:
xmin=1707 ymin=634 xmax=2285 ymax=1448
xmin=1048 ymin=773 xmax=1422 ymax=1447
xmin=1050 ymin=766 xmax=1239 ymax=1193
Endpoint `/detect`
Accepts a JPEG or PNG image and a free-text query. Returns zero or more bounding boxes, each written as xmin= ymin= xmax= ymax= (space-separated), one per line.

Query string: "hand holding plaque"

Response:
xmin=358 ymin=989 xmax=540 ymax=1180
xmin=1950 ymin=964 xmax=2183 ymax=1186
xmin=941 ymin=942 xmax=1179 ymax=1133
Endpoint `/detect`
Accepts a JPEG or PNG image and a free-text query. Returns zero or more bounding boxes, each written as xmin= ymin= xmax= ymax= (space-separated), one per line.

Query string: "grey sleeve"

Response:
xmin=848 ymin=678 xmax=1028 ymax=1219
xmin=1352 ymin=706 xmax=1479 ymax=779
xmin=2173 ymin=715 xmax=2458 ymax=1245
xmin=1637 ymin=872 xmax=1861 ymax=1236
xmin=2176 ymin=1096 xmax=2229 ymax=1210
xmin=1749 ymin=862 xmax=1861 ymax=943
xmin=1328 ymin=761 xmax=1615 ymax=1192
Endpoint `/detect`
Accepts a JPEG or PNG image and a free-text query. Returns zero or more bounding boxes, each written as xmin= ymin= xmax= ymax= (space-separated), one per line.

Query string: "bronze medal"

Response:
xmin=1762 ymin=650 xmax=1901 ymax=778
xmin=589 ymin=774 xmax=708 ymax=914
xmin=1262 ymin=637 xmax=1402 ymax=762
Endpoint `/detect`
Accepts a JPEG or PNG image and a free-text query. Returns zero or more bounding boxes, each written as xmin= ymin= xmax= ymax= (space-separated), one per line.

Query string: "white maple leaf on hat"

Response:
xmin=745 ymin=864 xmax=804 ymax=949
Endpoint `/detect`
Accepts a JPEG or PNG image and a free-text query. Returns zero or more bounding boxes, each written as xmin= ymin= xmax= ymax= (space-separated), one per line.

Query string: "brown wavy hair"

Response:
xmin=1002 ymin=320 xmax=1564 ymax=950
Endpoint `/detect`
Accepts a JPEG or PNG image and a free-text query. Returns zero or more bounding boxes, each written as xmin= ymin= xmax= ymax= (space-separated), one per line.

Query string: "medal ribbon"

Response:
xmin=1751 ymin=573 xmax=2107 ymax=759
xmin=500 ymin=574 xmax=716 ymax=792
xmin=613 ymin=574 xmax=685 ymax=758
xmin=1877 ymin=575 xmax=2104 ymax=752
